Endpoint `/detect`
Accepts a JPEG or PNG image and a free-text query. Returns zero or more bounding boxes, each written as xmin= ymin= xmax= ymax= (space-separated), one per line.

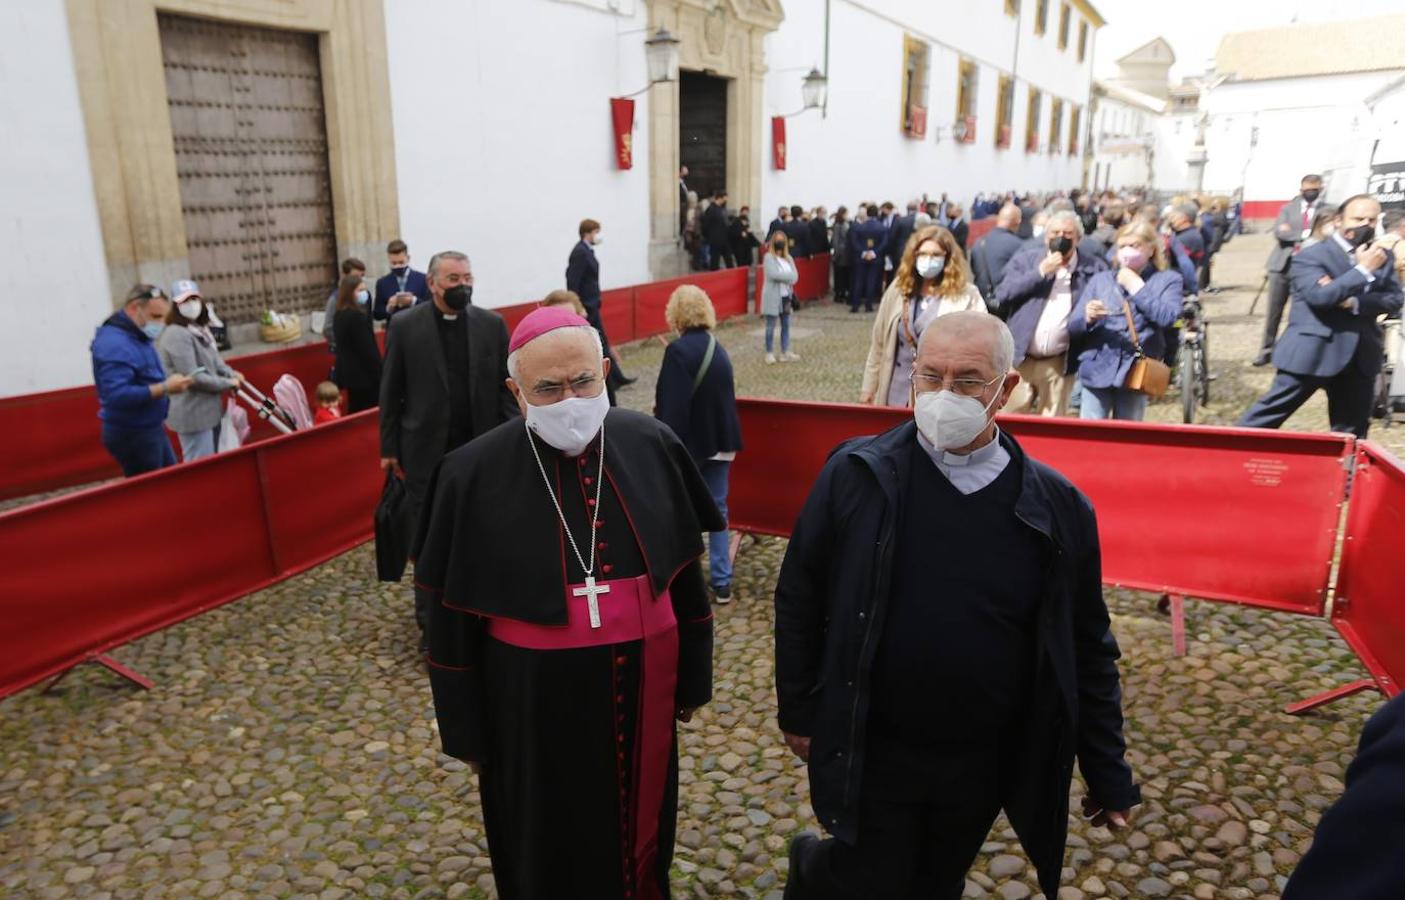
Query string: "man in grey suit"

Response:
xmin=1240 ymin=195 xmax=1401 ymax=438
xmin=379 ymin=250 xmax=519 ymax=649
xmin=1256 ymin=174 xmax=1328 ymax=366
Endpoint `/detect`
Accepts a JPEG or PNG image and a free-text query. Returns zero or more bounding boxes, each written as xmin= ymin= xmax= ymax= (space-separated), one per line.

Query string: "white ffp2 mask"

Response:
xmin=524 ymin=389 xmax=610 ymax=457
xmin=915 ymin=387 xmax=1000 ymax=451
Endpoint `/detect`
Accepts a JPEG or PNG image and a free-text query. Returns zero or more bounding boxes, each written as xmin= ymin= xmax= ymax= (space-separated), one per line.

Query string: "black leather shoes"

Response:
xmin=784 ymin=833 xmax=821 ymax=899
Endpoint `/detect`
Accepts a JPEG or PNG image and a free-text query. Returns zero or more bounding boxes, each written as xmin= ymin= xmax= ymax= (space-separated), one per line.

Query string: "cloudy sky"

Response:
xmin=1091 ymin=0 xmax=1405 ymax=82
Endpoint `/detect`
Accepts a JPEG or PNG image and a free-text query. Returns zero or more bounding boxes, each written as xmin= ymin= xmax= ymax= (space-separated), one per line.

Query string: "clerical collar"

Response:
xmin=916 ymin=426 xmax=1012 ymax=495
xmin=435 ymin=306 xmax=459 ymax=323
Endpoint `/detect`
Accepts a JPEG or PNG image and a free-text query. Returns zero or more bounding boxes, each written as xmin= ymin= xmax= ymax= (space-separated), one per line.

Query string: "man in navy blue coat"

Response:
xmin=777 ymin=312 xmax=1138 ymax=900
xmin=373 ymin=239 xmax=431 ymax=321
xmin=1283 ymin=692 xmax=1405 ymax=899
xmin=1240 ymin=195 xmax=1402 ymax=438
xmin=566 ymin=218 xmax=632 ymax=401
xmin=971 ymin=204 xmax=1026 ymax=306
xmin=847 ymin=205 xmax=889 ymax=313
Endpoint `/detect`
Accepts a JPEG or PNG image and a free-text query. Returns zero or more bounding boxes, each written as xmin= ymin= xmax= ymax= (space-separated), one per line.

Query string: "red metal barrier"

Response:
xmin=729 ymin=399 xmax=1352 ymax=616
xmin=794 ymin=254 xmax=831 ymax=301
xmin=0 ymin=410 xmax=381 ymax=698
xmin=1331 ymin=444 xmax=1405 ymax=698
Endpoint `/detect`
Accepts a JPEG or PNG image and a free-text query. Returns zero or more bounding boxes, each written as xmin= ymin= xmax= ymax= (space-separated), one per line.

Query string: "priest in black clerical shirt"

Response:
xmin=775 ymin=311 xmax=1139 ymax=900
xmin=415 ymin=307 xmax=723 ymax=900
xmin=379 ymin=250 xmax=518 ymax=650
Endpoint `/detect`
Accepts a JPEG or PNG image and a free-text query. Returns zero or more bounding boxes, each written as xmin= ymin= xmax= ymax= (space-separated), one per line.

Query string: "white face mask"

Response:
xmin=915 ymin=255 xmax=945 ymax=280
xmin=524 ymin=387 xmax=610 ymax=456
xmin=914 ymin=384 xmax=1001 ymax=451
xmin=177 ymin=298 xmax=202 ymax=320
xmin=591 ymin=233 xmax=603 ymax=246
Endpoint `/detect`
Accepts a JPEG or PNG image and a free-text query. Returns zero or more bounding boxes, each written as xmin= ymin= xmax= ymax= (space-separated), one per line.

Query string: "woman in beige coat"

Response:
xmin=859 ymin=225 xmax=987 ymax=405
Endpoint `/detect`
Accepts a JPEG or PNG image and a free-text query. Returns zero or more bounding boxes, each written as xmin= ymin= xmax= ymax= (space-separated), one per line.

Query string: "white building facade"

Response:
xmin=2 ymin=0 xmax=1104 ymax=396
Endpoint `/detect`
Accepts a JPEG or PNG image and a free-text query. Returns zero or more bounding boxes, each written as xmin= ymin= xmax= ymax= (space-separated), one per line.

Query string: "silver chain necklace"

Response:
xmin=526 ymin=421 xmax=611 ymax=628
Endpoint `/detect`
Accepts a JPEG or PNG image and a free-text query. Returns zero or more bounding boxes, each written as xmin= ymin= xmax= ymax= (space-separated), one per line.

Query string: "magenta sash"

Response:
xmin=486 ymin=575 xmax=678 ymax=899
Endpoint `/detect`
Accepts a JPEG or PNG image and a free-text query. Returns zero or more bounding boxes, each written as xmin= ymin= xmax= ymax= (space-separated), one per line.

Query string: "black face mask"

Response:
xmin=391 ymin=265 xmax=409 ymax=277
xmin=1301 ymin=189 xmax=1321 ymax=204
xmin=1106 ymin=216 xmax=1125 ymax=229
xmin=443 ymin=285 xmax=472 ymax=311
xmin=1049 ymin=235 xmax=1074 ymax=255
xmin=1342 ymin=223 xmax=1375 ymax=248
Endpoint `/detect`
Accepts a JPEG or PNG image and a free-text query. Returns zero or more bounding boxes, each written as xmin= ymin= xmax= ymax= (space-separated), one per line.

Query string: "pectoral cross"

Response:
xmin=574 ymin=576 xmax=612 ymax=629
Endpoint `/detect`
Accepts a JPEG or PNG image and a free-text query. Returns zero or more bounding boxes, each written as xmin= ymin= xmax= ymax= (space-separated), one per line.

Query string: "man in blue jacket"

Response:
xmin=847 ymin=205 xmax=889 ymax=314
xmin=776 ymin=311 xmax=1138 ymax=900
xmin=90 ymin=284 xmax=193 ymax=476
xmin=1240 ymin=194 xmax=1402 ymax=438
xmin=373 ymin=239 xmax=431 ymax=321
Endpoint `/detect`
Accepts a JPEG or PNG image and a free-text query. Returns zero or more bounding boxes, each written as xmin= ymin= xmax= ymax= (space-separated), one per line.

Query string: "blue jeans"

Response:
xmin=698 ymin=459 xmax=732 ymax=590
xmin=1080 ymin=386 xmax=1148 ymax=421
xmin=177 ymin=427 xmax=217 ymax=462
xmin=765 ymin=312 xmax=791 ymax=354
xmin=102 ymin=423 xmax=177 ymax=477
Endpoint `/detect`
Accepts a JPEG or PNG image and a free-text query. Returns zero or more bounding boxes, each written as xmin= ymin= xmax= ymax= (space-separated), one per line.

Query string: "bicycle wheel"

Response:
xmin=1198 ymin=322 xmax=1211 ymax=404
xmin=1181 ymin=342 xmax=1198 ymax=423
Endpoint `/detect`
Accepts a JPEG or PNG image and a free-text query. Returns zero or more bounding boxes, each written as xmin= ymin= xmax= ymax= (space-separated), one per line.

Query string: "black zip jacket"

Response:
xmin=774 ymin=423 xmax=1140 ymax=896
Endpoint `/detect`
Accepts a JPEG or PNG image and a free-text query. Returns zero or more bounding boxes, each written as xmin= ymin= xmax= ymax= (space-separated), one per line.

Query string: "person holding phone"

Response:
xmin=157 ymin=279 xmax=244 ymax=461
xmin=373 ymin=239 xmax=430 ymax=321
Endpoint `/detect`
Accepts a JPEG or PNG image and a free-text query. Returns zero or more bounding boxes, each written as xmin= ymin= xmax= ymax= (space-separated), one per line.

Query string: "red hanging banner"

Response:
xmin=772 ymin=116 xmax=787 ymax=170
xmin=610 ymin=98 xmax=635 ymax=170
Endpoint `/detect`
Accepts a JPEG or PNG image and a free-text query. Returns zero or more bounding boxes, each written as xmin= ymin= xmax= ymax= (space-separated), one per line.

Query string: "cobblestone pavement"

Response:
xmin=0 ymin=233 xmax=1387 ymax=899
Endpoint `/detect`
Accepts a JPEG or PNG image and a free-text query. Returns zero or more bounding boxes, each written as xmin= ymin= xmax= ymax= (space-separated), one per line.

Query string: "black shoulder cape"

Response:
xmin=412 ymin=407 xmax=725 ymax=625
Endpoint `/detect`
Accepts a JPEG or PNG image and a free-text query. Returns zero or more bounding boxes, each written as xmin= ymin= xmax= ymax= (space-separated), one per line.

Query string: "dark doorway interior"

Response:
xmin=679 ymin=71 xmax=729 ymax=207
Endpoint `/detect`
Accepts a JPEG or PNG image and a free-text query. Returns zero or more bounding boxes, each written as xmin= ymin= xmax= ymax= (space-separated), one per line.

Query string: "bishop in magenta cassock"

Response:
xmin=415 ymin=307 xmax=723 ymax=899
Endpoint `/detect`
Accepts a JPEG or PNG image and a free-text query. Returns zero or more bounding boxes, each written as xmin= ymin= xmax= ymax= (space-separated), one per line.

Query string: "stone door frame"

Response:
xmin=66 ymin=0 xmax=399 ymax=304
xmin=646 ymin=0 xmax=783 ymax=279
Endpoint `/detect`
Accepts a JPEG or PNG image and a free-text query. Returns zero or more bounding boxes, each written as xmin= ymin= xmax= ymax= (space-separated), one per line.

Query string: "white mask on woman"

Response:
xmin=914 ymin=384 xmax=1001 ymax=450
xmin=524 ymin=388 xmax=610 ymax=457
xmin=177 ymin=298 xmax=203 ymax=320
xmin=915 ymin=255 xmax=945 ymax=280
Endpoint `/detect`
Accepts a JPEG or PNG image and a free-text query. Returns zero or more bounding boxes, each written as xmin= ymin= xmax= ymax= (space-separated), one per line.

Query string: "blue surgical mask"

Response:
xmin=356 ymin=289 xmax=371 ymax=305
xmin=143 ymin=322 xmax=164 ymax=340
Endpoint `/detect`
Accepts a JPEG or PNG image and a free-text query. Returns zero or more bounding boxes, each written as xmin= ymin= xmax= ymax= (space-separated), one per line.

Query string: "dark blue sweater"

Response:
xmin=654 ymin=328 xmax=743 ymax=464
xmin=90 ymin=312 xmax=169 ymax=430
xmin=869 ymin=448 xmax=1046 ymax=747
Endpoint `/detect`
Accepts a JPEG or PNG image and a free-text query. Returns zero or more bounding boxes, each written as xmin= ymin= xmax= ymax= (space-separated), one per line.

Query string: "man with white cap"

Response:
xmin=415 ymin=306 xmax=723 ymax=899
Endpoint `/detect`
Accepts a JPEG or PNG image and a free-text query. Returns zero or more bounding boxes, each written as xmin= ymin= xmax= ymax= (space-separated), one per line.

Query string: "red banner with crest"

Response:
xmin=772 ymin=116 xmax=787 ymax=170
xmin=611 ymin=98 xmax=634 ymax=170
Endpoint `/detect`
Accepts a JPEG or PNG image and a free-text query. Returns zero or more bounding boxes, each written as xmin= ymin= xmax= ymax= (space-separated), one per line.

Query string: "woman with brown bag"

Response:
xmin=1068 ymin=220 xmax=1182 ymax=420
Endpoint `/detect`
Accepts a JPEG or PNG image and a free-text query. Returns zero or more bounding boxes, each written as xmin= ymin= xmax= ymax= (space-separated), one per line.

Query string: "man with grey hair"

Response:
xmin=775 ymin=310 xmax=1138 ymax=899
xmin=379 ymin=249 xmax=517 ymax=650
xmin=416 ymin=306 xmax=722 ymax=898
xmin=996 ymin=209 xmax=1108 ymax=416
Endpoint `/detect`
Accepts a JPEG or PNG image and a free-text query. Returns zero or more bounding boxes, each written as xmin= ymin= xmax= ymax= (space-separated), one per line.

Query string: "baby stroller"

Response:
xmin=235 ymin=375 xmax=313 ymax=435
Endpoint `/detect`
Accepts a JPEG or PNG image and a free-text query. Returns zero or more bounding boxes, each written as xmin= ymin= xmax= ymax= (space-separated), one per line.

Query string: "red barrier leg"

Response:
xmin=42 ymin=654 xmax=153 ymax=694
xmin=1169 ymin=594 xmax=1187 ymax=657
xmin=1285 ymin=679 xmax=1379 ymax=716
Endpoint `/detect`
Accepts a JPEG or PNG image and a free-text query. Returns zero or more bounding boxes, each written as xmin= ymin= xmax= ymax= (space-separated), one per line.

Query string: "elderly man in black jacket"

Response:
xmin=775 ymin=311 xmax=1139 ymax=900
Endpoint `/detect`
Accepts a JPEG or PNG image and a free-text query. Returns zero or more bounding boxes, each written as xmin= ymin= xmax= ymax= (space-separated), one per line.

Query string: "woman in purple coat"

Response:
xmin=1068 ymin=220 xmax=1183 ymax=421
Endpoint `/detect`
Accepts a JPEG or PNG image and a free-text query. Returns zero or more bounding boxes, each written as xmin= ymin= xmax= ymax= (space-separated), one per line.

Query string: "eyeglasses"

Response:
xmin=912 ymin=372 xmax=1000 ymax=397
xmin=529 ymin=374 xmax=604 ymax=403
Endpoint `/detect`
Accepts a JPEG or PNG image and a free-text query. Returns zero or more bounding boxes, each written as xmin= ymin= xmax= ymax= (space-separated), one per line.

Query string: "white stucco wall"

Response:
xmin=0 ymin=4 xmax=112 ymax=397
xmin=760 ymin=0 xmax=1092 ymax=218
xmin=1200 ymin=71 xmax=1404 ymax=204
xmin=384 ymin=0 xmax=653 ymax=310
